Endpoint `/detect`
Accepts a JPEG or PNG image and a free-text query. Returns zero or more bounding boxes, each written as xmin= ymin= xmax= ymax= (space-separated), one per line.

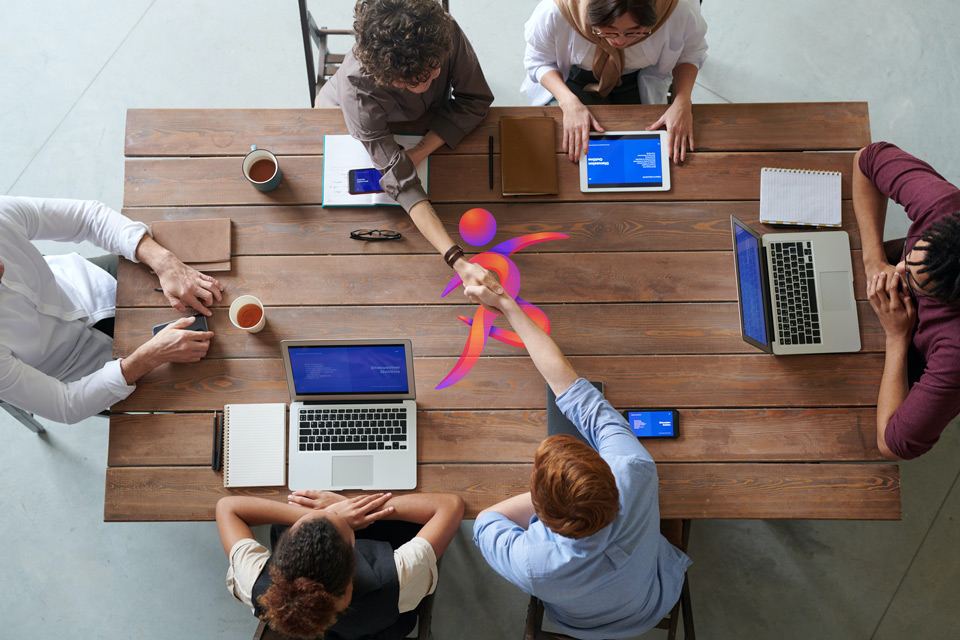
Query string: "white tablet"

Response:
xmin=579 ymin=131 xmax=671 ymax=193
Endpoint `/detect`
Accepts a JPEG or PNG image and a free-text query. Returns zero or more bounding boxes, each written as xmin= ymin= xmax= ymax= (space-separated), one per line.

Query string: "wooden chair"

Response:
xmin=297 ymin=0 xmax=450 ymax=107
xmin=523 ymin=520 xmax=695 ymax=640
xmin=1 ymin=400 xmax=45 ymax=433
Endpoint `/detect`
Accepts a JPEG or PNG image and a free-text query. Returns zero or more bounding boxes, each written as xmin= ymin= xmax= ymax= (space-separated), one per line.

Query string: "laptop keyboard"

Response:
xmin=770 ymin=241 xmax=822 ymax=345
xmin=298 ymin=406 xmax=409 ymax=452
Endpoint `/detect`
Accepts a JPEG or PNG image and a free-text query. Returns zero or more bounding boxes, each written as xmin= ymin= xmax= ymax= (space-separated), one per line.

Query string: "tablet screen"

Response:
xmin=585 ymin=134 xmax=664 ymax=188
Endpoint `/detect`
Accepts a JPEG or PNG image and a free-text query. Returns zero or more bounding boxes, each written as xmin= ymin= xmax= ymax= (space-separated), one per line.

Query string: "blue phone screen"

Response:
xmin=351 ymin=168 xmax=383 ymax=193
xmin=625 ymin=411 xmax=676 ymax=437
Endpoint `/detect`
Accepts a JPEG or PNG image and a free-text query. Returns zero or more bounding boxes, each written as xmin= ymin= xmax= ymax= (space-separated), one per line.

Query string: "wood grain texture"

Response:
xmin=124 ymin=103 xmax=870 ymax=157
xmin=114 ymin=251 xmax=869 ymax=307
xmin=121 ymin=200 xmax=862 ymax=255
xmin=103 ymin=462 xmax=899 ymax=522
xmin=112 ymin=302 xmax=885 ymax=359
xmin=107 ymin=407 xmax=884 ymax=467
xmin=111 ymin=354 xmax=882 ymax=412
xmin=123 ymin=152 xmax=855 ymax=207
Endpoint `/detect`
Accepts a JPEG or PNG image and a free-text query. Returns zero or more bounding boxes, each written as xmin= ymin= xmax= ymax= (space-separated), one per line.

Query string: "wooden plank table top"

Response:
xmin=108 ymin=103 xmax=900 ymax=522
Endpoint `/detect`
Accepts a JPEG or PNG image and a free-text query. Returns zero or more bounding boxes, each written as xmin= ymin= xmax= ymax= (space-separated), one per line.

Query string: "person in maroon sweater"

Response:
xmin=853 ymin=142 xmax=960 ymax=459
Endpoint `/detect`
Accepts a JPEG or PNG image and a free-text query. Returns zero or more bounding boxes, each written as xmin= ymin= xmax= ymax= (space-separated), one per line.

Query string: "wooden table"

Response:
xmin=107 ymin=103 xmax=900 ymax=522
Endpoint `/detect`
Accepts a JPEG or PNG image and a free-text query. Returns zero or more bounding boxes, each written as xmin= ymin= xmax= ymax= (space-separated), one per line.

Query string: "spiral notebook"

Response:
xmin=222 ymin=403 xmax=286 ymax=488
xmin=759 ymin=167 xmax=842 ymax=228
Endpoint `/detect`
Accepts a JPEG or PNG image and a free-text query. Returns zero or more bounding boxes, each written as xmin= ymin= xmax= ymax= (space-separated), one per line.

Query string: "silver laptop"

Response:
xmin=730 ymin=216 xmax=860 ymax=355
xmin=281 ymin=339 xmax=418 ymax=491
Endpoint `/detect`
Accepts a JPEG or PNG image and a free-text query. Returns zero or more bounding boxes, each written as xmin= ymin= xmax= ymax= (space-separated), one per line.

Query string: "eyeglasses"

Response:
xmin=901 ymin=235 xmax=932 ymax=297
xmin=591 ymin=26 xmax=653 ymax=39
xmin=350 ymin=229 xmax=402 ymax=242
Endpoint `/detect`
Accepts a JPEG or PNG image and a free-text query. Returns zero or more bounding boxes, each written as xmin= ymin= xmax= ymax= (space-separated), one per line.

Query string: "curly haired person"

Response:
xmin=465 ymin=284 xmax=690 ymax=638
xmin=853 ymin=142 xmax=960 ymax=459
xmin=317 ymin=0 xmax=501 ymax=297
xmin=217 ymin=490 xmax=463 ymax=639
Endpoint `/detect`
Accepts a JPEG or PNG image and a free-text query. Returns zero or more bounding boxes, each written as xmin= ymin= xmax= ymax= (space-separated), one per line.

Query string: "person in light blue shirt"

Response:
xmin=465 ymin=283 xmax=691 ymax=639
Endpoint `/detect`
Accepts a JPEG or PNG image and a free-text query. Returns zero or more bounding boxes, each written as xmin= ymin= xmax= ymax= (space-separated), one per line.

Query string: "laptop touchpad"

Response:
xmin=819 ymin=271 xmax=853 ymax=311
xmin=332 ymin=455 xmax=374 ymax=487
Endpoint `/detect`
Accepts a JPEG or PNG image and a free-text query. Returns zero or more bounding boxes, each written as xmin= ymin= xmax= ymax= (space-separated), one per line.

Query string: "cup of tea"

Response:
xmin=229 ymin=295 xmax=266 ymax=333
xmin=242 ymin=145 xmax=282 ymax=192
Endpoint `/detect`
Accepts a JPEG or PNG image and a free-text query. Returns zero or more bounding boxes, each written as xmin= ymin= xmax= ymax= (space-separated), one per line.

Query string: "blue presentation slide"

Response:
xmin=626 ymin=411 xmax=675 ymax=437
xmin=290 ymin=345 xmax=408 ymax=394
xmin=585 ymin=135 xmax=663 ymax=187
xmin=734 ymin=226 xmax=769 ymax=345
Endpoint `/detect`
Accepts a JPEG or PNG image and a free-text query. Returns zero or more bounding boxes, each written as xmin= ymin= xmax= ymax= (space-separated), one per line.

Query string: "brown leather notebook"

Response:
xmin=150 ymin=218 xmax=231 ymax=272
xmin=499 ymin=116 xmax=559 ymax=196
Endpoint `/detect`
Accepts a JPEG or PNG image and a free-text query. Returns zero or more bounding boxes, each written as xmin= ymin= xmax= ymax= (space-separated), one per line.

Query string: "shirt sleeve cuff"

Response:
xmin=426 ymin=114 xmax=465 ymax=150
xmin=103 ymin=359 xmax=137 ymax=398
xmin=396 ymin=184 xmax=430 ymax=212
xmin=120 ymin=223 xmax=151 ymax=263
xmin=394 ymin=536 xmax=439 ymax=613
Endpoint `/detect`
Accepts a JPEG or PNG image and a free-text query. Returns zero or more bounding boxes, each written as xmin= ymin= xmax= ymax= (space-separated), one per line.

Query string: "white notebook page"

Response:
xmin=322 ymin=134 xmax=428 ymax=207
xmin=223 ymin=403 xmax=286 ymax=487
xmin=759 ymin=167 xmax=842 ymax=227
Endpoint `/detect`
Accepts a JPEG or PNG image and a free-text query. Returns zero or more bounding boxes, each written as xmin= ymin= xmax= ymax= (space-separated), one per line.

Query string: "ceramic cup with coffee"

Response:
xmin=242 ymin=145 xmax=282 ymax=192
xmin=229 ymin=295 xmax=266 ymax=333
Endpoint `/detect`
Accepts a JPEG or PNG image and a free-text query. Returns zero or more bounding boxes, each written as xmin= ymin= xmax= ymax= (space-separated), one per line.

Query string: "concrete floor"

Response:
xmin=2 ymin=1 xmax=960 ymax=638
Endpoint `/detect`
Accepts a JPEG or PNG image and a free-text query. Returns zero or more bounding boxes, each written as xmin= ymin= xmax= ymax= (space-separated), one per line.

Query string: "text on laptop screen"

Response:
xmin=734 ymin=224 xmax=770 ymax=346
xmin=585 ymin=135 xmax=663 ymax=188
xmin=288 ymin=344 xmax=409 ymax=395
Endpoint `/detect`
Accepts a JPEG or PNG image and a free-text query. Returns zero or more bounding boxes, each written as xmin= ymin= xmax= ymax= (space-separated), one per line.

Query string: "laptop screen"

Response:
xmin=732 ymin=220 xmax=770 ymax=347
xmin=287 ymin=343 xmax=410 ymax=396
xmin=585 ymin=134 xmax=663 ymax=188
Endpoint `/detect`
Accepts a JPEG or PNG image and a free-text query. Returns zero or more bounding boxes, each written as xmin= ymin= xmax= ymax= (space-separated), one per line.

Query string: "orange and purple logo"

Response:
xmin=436 ymin=208 xmax=568 ymax=389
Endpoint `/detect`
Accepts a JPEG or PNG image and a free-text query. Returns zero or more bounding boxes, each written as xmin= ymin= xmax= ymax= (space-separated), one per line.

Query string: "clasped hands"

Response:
xmin=867 ymin=269 xmax=917 ymax=340
xmin=289 ymin=490 xmax=396 ymax=530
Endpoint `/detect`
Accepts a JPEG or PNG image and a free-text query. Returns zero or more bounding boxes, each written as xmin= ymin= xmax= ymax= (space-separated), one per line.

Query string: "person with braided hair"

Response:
xmin=217 ymin=490 xmax=463 ymax=639
xmin=853 ymin=142 xmax=960 ymax=459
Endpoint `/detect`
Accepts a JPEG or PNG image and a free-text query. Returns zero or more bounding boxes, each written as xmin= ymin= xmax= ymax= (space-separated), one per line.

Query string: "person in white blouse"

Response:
xmin=216 ymin=490 xmax=464 ymax=639
xmin=523 ymin=0 xmax=708 ymax=163
xmin=0 ymin=196 xmax=223 ymax=424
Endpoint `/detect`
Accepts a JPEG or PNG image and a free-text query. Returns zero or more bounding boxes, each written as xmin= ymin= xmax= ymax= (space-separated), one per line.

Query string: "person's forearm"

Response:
xmin=408 ymin=200 xmax=460 ymax=257
xmin=384 ymin=493 xmax=464 ymax=557
xmin=118 ymin=345 xmax=160 ymax=385
xmin=875 ymin=337 xmax=909 ymax=459
xmin=540 ymin=70 xmax=580 ymax=109
xmin=411 ymin=131 xmax=445 ymax=158
xmin=477 ymin=492 xmax=536 ymax=529
xmin=134 ymin=234 xmax=179 ymax=274
xmin=670 ymin=63 xmax=698 ymax=103
xmin=500 ymin=299 xmax=578 ymax=396
xmin=852 ymin=148 xmax=890 ymax=270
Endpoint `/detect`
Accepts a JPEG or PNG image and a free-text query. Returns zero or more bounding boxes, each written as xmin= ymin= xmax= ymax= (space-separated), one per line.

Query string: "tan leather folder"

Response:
xmin=499 ymin=116 xmax=559 ymax=196
xmin=150 ymin=218 xmax=231 ymax=272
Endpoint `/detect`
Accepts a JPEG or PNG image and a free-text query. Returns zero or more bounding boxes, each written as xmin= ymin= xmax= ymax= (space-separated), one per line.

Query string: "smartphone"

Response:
xmin=152 ymin=314 xmax=209 ymax=336
xmin=621 ymin=409 xmax=679 ymax=438
xmin=348 ymin=168 xmax=384 ymax=194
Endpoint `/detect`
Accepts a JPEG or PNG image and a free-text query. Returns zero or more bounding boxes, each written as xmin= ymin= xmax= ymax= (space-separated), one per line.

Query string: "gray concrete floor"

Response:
xmin=2 ymin=1 xmax=960 ymax=638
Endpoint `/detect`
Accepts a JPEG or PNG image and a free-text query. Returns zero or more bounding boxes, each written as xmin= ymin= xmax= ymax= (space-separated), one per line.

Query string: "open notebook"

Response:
xmin=321 ymin=134 xmax=428 ymax=207
xmin=759 ymin=167 xmax=842 ymax=228
xmin=222 ymin=403 xmax=286 ymax=487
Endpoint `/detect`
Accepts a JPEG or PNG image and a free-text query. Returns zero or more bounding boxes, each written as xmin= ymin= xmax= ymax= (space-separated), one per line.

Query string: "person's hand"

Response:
xmin=155 ymin=256 xmax=224 ymax=317
xmin=325 ymin=493 xmax=395 ymax=530
xmin=864 ymin=260 xmax=898 ymax=290
xmin=868 ymin=272 xmax=916 ymax=340
xmin=455 ymin=260 xmax=503 ymax=295
xmin=558 ymin=97 xmax=604 ymax=162
xmin=463 ymin=284 xmax=516 ymax=316
xmin=287 ymin=490 xmax=347 ymax=510
xmin=646 ymin=98 xmax=694 ymax=163
xmin=145 ymin=316 xmax=214 ymax=364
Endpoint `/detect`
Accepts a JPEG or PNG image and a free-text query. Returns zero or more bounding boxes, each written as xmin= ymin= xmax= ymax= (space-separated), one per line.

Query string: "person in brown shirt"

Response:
xmin=318 ymin=0 xmax=500 ymax=292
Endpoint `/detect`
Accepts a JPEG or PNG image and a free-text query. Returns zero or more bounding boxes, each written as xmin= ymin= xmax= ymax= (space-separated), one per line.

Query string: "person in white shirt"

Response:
xmin=216 ymin=490 xmax=464 ymax=639
xmin=0 ymin=196 xmax=223 ymax=424
xmin=523 ymin=0 xmax=708 ymax=163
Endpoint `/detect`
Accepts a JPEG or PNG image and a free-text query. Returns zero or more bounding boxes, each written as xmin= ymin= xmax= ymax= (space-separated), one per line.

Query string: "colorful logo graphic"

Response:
xmin=436 ymin=208 xmax=568 ymax=389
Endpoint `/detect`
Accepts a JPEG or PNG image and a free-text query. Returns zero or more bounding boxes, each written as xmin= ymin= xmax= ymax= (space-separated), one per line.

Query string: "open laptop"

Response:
xmin=281 ymin=339 xmax=418 ymax=491
xmin=730 ymin=215 xmax=860 ymax=355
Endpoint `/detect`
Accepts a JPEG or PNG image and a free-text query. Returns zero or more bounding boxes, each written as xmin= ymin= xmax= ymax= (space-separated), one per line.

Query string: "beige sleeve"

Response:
xmin=393 ymin=536 xmax=439 ymax=613
xmin=226 ymin=538 xmax=271 ymax=613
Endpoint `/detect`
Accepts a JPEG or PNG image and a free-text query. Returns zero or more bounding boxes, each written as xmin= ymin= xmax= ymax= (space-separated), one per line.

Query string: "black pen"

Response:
xmin=488 ymin=135 xmax=494 ymax=190
xmin=154 ymin=287 xmax=163 ymax=292
xmin=212 ymin=411 xmax=223 ymax=471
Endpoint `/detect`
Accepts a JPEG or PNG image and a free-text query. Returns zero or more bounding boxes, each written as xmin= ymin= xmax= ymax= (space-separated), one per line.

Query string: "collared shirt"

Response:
xmin=858 ymin=142 xmax=960 ymax=459
xmin=522 ymin=0 xmax=708 ymax=105
xmin=226 ymin=536 xmax=438 ymax=614
xmin=0 ymin=196 xmax=148 ymax=423
xmin=316 ymin=20 xmax=493 ymax=212
xmin=473 ymin=378 xmax=691 ymax=639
